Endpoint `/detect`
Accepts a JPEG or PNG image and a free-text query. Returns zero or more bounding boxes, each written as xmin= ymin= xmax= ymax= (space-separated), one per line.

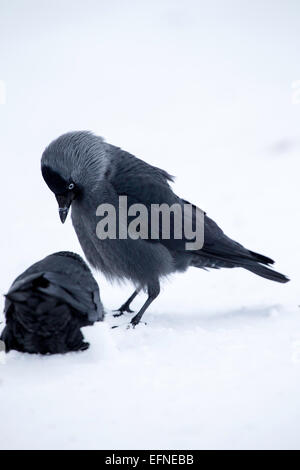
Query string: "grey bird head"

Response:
xmin=41 ymin=131 xmax=108 ymax=223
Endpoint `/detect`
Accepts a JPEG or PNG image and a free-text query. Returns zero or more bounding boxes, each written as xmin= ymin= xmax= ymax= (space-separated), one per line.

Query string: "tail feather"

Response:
xmin=248 ymin=250 xmax=274 ymax=266
xmin=194 ymin=245 xmax=289 ymax=283
xmin=200 ymin=214 xmax=289 ymax=282
xmin=245 ymin=263 xmax=289 ymax=283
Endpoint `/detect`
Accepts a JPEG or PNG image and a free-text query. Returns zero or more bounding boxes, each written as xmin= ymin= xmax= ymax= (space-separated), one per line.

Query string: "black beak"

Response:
xmin=55 ymin=194 xmax=74 ymax=224
xmin=59 ymin=207 xmax=69 ymax=224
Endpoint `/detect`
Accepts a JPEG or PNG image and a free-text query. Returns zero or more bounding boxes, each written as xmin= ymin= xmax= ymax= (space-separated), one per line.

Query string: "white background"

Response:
xmin=0 ymin=0 xmax=299 ymax=449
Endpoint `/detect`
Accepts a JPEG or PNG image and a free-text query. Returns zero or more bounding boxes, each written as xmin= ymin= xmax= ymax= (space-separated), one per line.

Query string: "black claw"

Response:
xmin=113 ymin=311 xmax=124 ymax=318
xmin=113 ymin=306 xmax=134 ymax=315
xmin=128 ymin=319 xmax=147 ymax=329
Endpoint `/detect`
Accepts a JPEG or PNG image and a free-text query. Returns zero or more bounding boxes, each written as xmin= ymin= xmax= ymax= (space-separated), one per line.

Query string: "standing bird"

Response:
xmin=1 ymin=252 xmax=104 ymax=354
xmin=41 ymin=131 xmax=289 ymax=326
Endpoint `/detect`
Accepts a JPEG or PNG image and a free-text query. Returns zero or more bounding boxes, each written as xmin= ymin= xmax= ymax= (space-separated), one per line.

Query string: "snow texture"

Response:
xmin=0 ymin=0 xmax=299 ymax=450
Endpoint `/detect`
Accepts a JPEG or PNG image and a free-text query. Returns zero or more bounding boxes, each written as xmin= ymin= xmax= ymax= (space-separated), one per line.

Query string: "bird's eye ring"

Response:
xmin=68 ymin=183 xmax=75 ymax=190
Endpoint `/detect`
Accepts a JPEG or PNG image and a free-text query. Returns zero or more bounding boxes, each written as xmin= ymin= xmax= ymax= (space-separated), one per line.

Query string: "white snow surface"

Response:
xmin=0 ymin=0 xmax=300 ymax=450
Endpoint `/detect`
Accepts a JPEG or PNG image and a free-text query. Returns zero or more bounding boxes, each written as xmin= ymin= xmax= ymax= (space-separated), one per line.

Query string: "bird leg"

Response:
xmin=130 ymin=280 xmax=160 ymax=327
xmin=113 ymin=289 xmax=140 ymax=317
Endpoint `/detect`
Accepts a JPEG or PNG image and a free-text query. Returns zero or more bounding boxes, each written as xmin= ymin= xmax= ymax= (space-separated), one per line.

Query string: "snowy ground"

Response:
xmin=0 ymin=0 xmax=300 ymax=450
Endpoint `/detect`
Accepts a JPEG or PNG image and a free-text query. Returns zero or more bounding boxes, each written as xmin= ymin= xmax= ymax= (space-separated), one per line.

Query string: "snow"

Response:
xmin=0 ymin=0 xmax=300 ymax=450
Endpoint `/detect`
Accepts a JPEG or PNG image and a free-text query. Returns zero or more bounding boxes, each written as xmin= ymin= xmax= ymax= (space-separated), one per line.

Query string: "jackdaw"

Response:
xmin=41 ymin=131 xmax=289 ymax=326
xmin=1 ymin=251 xmax=104 ymax=354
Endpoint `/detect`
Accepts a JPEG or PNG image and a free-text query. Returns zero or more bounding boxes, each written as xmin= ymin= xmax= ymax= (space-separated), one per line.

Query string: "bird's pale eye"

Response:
xmin=68 ymin=183 xmax=75 ymax=190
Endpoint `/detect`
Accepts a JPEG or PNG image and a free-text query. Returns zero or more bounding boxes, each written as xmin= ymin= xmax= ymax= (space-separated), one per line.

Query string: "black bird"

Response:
xmin=1 ymin=252 xmax=104 ymax=354
xmin=41 ymin=131 xmax=289 ymax=326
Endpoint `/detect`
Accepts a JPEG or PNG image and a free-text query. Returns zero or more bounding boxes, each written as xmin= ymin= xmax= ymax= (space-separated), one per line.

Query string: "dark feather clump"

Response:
xmin=0 ymin=252 xmax=104 ymax=354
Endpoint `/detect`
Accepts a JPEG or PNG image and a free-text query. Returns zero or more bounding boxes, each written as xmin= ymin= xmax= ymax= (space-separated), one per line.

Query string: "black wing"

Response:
xmin=108 ymin=148 xmax=289 ymax=283
xmin=108 ymin=147 xmax=198 ymax=251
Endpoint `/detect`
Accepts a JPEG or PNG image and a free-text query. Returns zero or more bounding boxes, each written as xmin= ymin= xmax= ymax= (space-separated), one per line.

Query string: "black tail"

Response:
xmin=245 ymin=263 xmax=289 ymax=283
xmin=196 ymin=215 xmax=289 ymax=283
xmin=248 ymin=250 xmax=274 ymax=266
xmin=245 ymin=250 xmax=289 ymax=283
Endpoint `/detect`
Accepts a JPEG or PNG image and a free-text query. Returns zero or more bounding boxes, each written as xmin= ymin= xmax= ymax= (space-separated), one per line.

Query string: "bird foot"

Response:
xmin=113 ymin=306 xmax=134 ymax=317
xmin=112 ymin=311 xmax=124 ymax=318
xmin=128 ymin=319 xmax=147 ymax=329
xmin=111 ymin=321 xmax=147 ymax=330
